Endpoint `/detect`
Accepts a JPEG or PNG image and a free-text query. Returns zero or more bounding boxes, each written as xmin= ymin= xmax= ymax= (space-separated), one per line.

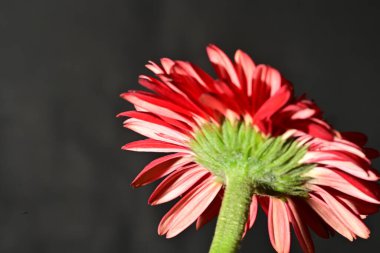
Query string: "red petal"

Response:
xmin=250 ymin=65 xmax=270 ymax=113
xmin=131 ymin=153 xmax=191 ymax=187
xmin=287 ymin=199 xmax=314 ymax=253
xmin=341 ymin=132 xmax=368 ymax=146
xmin=335 ymin=193 xmax=380 ymax=216
xmin=199 ymin=93 xmax=228 ymax=115
xmin=292 ymin=198 xmax=330 ymax=239
xmin=259 ymin=196 xmax=270 ymax=215
xmin=157 ymin=114 xmax=193 ymax=133
xmin=198 ymin=93 xmax=240 ymax=120
xmin=138 ymin=75 xmax=173 ymax=98
xmin=364 ymin=147 xmax=380 ymax=159
xmin=139 ymin=75 xmax=210 ymax=119
xmin=173 ymin=61 xmax=211 ymax=90
xmin=302 ymin=121 xmax=334 ymax=140
xmin=308 ymin=124 xmax=334 ymax=140
xmin=253 ymin=85 xmax=291 ymax=123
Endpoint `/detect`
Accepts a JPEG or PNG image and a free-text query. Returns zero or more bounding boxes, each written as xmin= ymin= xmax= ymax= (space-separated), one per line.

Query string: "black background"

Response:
xmin=1 ymin=0 xmax=380 ymax=252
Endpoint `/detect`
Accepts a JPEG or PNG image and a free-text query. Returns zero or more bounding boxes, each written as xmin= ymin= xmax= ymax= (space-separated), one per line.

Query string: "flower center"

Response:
xmin=189 ymin=120 xmax=314 ymax=198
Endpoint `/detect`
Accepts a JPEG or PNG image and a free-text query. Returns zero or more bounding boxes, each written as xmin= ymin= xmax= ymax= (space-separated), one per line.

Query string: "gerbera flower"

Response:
xmin=119 ymin=45 xmax=380 ymax=253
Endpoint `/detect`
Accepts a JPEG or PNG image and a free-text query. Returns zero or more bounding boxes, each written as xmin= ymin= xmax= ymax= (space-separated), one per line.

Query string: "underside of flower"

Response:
xmin=120 ymin=44 xmax=380 ymax=253
xmin=190 ymin=120 xmax=314 ymax=198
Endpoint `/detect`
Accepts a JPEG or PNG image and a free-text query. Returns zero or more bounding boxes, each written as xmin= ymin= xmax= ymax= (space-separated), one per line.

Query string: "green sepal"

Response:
xmin=190 ymin=120 xmax=315 ymax=198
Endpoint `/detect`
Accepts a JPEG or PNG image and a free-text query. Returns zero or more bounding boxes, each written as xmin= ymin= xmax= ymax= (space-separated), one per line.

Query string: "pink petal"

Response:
xmin=291 ymin=108 xmax=316 ymax=120
xmin=312 ymin=185 xmax=370 ymax=239
xmin=268 ymin=197 xmax=291 ymax=253
xmin=145 ymin=60 xmax=164 ymax=75
xmin=160 ymin=58 xmax=175 ymax=73
xmin=266 ymin=66 xmax=282 ymax=96
xmin=308 ymin=136 xmax=367 ymax=160
xmin=242 ymin=195 xmax=258 ymax=238
xmin=302 ymin=151 xmax=373 ymax=180
xmin=122 ymin=139 xmax=191 ymax=153
xmin=334 ymin=169 xmax=380 ymax=200
xmin=307 ymin=167 xmax=380 ymax=204
xmin=286 ymin=199 xmax=314 ymax=253
xmin=302 ymin=150 xmax=356 ymax=162
xmin=131 ymin=153 xmax=192 ymax=187
xmin=196 ymin=191 xmax=223 ymax=230
xmin=121 ymin=91 xmax=194 ymax=125
xmin=253 ymin=64 xmax=283 ymax=101
xmin=118 ymin=110 xmax=191 ymax=133
xmin=234 ymin=49 xmax=256 ymax=96
xmin=207 ymin=44 xmax=241 ymax=88
xmin=148 ymin=166 xmax=210 ymax=205
xmin=332 ymin=138 xmax=368 ymax=158
xmin=124 ymin=118 xmax=188 ymax=145
xmin=307 ymin=194 xmax=353 ymax=241
xmin=247 ymin=195 xmax=258 ymax=230
xmin=158 ymin=177 xmax=222 ymax=238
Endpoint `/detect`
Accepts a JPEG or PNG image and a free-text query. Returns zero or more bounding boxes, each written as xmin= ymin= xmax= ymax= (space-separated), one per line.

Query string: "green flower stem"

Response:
xmin=209 ymin=174 xmax=253 ymax=253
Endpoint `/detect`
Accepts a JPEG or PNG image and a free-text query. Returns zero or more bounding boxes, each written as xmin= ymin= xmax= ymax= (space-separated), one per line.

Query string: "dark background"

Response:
xmin=1 ymin=0 xmax=380 ymax=252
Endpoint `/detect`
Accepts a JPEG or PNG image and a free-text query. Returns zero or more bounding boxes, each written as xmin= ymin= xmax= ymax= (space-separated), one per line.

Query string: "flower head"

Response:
xmin=119 ymin=45 xmax=380 ymax=253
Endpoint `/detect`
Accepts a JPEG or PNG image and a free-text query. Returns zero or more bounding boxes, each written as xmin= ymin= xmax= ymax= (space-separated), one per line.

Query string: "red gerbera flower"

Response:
xmin=119 ymin=45 xmax=380 ymax=253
